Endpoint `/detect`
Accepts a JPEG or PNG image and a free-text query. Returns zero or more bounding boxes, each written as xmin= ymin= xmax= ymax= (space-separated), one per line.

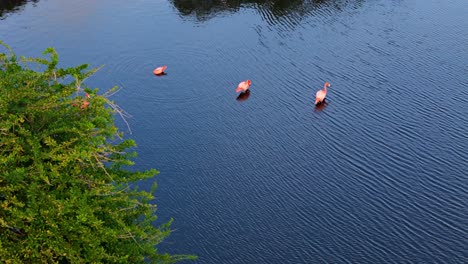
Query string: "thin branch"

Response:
xmin=94 ymin=184 xmax=132 ymax=196
xmin=82 ymin=65 xmax=104 ymax=83
xmin=103 ymin=86 xmax=123 ymax=98
xmin=107 ymin=101 xmax=132 ymax=134
xmin=93 ymin=154 xmax=114 ymax=182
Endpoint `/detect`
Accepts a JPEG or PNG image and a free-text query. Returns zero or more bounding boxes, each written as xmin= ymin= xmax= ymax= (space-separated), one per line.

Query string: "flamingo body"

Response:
xmin=315 ymin=82 xmax=330 ymax=105
xmin=78 ymin=93 xmax=90 ymax=109
xmin=153 ymin=65 xmax=167 ymax=75
xmin=236 ymin=80 xmax=251 ymax=93
xmin=81 ymin=101 xmax=90 ymax=109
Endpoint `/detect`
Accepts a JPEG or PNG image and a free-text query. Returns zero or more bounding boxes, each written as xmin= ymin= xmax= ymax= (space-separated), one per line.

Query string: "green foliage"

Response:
xmin=0 ymin=41 xmax=195 ymax=263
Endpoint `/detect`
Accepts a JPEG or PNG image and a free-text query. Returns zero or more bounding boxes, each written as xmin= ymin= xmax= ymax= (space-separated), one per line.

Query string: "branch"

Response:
xmin=107 ymin=100 xmax=133 ymax=134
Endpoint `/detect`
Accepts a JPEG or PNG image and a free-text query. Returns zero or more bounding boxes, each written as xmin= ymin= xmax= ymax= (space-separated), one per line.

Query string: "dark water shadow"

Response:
xmin=236 ymin=90 xmax=251 ymax=102
xmin=171 ymin=0 xmax=366 ymax=25
xmin=0 ymin=0 xmax=38 ymax=19
xmin=154 ymin=73 xmax=168 ymax=77
xmin=314 ymin=100 xmax=328 ymax=112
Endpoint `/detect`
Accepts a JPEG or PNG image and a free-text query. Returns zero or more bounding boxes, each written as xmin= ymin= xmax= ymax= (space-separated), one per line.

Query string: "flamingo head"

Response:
xmin=324 ymin=82 xmax=331 ymax=88
xmin=246 ymin=80 xmax=252 ymax=86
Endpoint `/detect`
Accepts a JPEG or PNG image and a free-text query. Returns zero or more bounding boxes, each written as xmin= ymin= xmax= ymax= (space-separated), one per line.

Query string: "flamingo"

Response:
xmin=235 ymin=80 xmax=251 ymax=93
xmin=81 ymin=101 xmax=90 ymax=109
xmin=80 ymin=93 xmax=90 ymax=109
xmin=153 ymin=65 xmax=167 ymax=75
xmin=315 ymin=82 xmax=331 ymax=105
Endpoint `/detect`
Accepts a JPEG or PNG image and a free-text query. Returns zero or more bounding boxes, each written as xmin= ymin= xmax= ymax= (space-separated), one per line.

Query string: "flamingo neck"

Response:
xmin=323 ymin=84 xmax=328 ymax=93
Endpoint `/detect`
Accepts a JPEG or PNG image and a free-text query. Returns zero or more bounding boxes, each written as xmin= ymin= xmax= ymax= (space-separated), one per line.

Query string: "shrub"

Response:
xmin=0 ymin=41 xmax=193 ymax=263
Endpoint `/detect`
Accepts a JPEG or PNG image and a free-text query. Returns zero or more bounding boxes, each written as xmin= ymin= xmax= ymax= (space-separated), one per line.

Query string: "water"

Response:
xmin=1 ymin=0 xmax=467 ymax=263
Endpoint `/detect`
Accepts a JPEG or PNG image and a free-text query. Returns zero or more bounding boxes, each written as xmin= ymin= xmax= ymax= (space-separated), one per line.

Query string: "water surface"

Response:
xmin=1 ymin=0 xmax=467 ymax=263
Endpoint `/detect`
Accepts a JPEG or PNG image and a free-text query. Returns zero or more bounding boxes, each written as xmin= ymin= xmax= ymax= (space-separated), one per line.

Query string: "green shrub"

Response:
xmin=0 ymin=41 xmax=194 ymax=263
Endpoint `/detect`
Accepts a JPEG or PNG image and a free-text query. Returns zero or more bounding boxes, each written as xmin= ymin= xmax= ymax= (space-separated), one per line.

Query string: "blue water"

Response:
xmin=1 ymin=0 xmax=467 ymax=263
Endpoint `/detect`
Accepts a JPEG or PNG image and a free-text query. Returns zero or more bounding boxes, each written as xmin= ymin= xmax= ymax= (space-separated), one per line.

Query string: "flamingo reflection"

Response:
xmin=236 ymin=90 xmax=251 ymax=102
xmin=314 ymin=101 xmax=328 ymax=112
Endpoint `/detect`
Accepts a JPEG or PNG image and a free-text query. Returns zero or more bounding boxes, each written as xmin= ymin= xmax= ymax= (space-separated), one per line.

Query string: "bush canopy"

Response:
xmin=0 ymin=41 xmax=193 ymax=263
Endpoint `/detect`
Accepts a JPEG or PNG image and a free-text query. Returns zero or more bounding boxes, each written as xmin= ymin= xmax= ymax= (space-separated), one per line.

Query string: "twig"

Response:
xmin=107 ymin=101 xmax=133 ymax=134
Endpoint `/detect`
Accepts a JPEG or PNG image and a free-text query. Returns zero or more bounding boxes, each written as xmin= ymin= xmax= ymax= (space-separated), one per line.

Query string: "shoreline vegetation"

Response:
xmin=0 ymin=41 xmax=195 ymax=263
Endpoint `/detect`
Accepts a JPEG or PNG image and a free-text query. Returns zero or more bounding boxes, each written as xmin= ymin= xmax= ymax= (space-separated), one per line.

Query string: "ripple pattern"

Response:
xmin=1 ymin=0 xmax=467 ymax=263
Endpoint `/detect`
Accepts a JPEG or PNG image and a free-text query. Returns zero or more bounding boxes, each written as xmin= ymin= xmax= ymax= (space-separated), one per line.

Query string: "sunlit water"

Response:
xmin=1 ymin=0 xmax=467 ymax=263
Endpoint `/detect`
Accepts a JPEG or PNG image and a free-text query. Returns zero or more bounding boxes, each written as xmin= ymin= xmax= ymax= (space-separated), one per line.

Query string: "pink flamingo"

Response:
xmin=80 ymin=93 xmax=90 ymax=109
xmin=153 ymin=65 xmax=167 ymax=75
xmin=235 ymin=80 xmax=251 ymax=93
xmin=315 ymin=82 xmax=331 ymax=105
